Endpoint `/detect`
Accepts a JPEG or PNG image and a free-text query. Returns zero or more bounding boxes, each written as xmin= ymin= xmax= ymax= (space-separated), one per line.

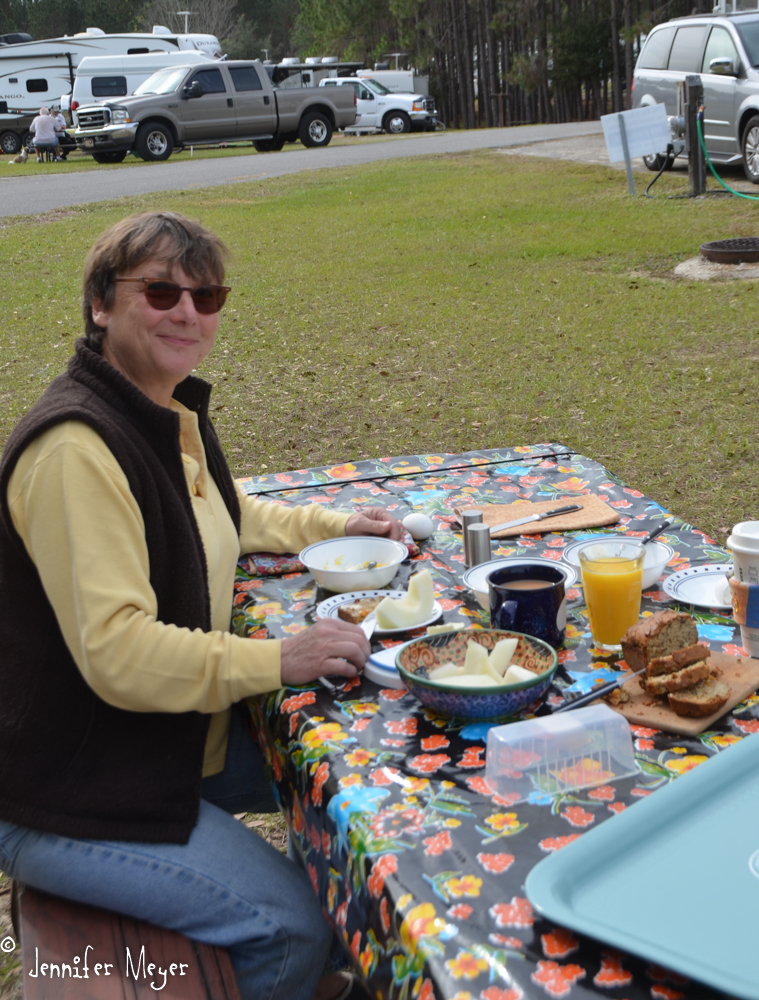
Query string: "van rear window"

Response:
xmin=92 ymin=76 xmax=128 ymax=97
xmin=637 ymin=27 xmax=676 ymax=69
xmin=229 ymin=67 xmax=262 ymax=91
xmin=735 ymin=18 xmax=759 ymax=66
xmin=668 ymin=25 xmax=708 ymax=71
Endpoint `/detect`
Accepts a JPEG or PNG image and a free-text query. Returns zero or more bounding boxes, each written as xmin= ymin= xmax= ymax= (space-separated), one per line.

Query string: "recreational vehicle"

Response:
xmin=0 ymin=26 xmax=221 ymax=115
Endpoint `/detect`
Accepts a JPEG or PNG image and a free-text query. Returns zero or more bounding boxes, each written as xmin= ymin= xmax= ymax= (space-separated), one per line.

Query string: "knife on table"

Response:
xmin=553 ymin=668 xmax=645 ymax=713
xmin=488 ymin=504 xmax=584 ymax=534
xmin=319 ymin=616 xmax=377 ymax=692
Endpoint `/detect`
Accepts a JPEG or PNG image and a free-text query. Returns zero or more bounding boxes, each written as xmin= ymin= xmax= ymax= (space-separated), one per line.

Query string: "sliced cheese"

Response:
xmin=489 ymin=638 xmax=519 ymax=676
xmin=374 ymin=569 xmax=435 ymax=629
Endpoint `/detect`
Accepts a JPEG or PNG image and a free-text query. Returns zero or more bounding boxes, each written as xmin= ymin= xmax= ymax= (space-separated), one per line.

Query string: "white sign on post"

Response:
xmin=601 ymin=103 xmax=671 ymax=197
xmin=601 ymin=103 xmax=671 ymax=162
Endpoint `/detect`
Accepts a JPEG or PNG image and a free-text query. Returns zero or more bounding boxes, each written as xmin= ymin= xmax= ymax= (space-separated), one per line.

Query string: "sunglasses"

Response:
xmin=113 ymin=277 xmax=231 ymax=314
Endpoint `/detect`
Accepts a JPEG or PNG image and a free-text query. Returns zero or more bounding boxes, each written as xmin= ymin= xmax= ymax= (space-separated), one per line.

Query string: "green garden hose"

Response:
xmin=697 ymin=112 xmax=759 ymax=201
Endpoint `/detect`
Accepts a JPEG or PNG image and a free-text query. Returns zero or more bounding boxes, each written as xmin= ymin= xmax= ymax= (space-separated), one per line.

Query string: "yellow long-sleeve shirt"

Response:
xmin=7 ymin=401 xmax=350 ymax=775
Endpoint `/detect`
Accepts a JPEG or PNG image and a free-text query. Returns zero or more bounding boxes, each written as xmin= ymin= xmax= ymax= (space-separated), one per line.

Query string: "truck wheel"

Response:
xmin=136 ymin=123 xmax=173 ymax=162
xmin=253 ymin=138 xmax=285 ymax=152
xmin=92 ymin=151 xmax=127 ymax=164
xmin=299 ymin=112 xmax=332 ymax=148
xmin=383 ymin=111 xmax=411 ymax=134
xmin=742 ymin=115 xmax=759 ymax=183
xmin=0 ymin=131 xmax=21 ymax=154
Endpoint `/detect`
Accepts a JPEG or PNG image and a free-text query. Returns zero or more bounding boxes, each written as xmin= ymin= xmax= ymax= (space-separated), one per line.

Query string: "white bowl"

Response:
xmin=562 ymin=538 xmax=674 ymax=591
xmin=299 ymin=536 xmax=407 ymax=593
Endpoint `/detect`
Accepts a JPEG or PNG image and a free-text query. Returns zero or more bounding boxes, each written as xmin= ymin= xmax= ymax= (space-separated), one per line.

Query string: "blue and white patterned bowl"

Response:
xmin=395 ymin=628 xmax=558 ymax=720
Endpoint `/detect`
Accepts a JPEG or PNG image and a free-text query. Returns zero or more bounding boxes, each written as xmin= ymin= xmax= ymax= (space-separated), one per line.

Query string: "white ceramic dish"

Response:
xmin=316 ymin=590 xmax=443 ymax=635
xmin=661 ymin=563 xmax=733 ymax=611
xmin=299 ymin=537 xmax=407 ymax=593
xmin=561 ymin=537 xmax=675 ymax=590
xmin=463 ymin=558 xmax=578 ymax=611
xmin=364 ymin=644 xmax=409 ymax=689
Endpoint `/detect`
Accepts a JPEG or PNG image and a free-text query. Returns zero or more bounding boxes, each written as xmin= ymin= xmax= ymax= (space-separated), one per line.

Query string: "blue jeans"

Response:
xmin=0 ymin=707 xmax=333 ymax=1000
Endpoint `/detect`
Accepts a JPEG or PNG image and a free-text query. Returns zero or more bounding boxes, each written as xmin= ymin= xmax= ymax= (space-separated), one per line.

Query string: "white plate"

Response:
xmin=661 ymin=563 xmax=734 ymax=611
xmin=463 ymin=557 xmax=578 ymax=610
xmin=315 ymin=590 xmax=443 ymax=635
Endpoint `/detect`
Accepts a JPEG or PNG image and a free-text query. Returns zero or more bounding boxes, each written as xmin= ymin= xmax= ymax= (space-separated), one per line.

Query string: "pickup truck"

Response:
xmin=318 ymin=76 xmax=437 ymax=133
xmin=72 ymin=59 xmax=356 ymax=162
xmin=0 ymin=110 xmax=34 ymax=155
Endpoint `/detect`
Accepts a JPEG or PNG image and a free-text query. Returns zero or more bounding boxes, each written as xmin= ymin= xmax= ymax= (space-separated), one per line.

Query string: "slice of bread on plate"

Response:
xmin=337 ymin=596 xmax=384 ymax=625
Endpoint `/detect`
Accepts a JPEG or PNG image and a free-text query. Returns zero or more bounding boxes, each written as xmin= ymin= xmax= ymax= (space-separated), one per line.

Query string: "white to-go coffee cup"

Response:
xmin=727 ymin=521 xmax=759 ymax=585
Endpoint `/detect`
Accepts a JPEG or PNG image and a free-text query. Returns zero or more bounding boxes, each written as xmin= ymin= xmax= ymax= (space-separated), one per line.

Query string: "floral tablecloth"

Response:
xmin=233 ymin=445 xmax=749 ymax=1000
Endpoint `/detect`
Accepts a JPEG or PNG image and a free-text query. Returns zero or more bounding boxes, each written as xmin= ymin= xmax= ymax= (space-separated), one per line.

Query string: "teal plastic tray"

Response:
xmin=526 ymin=731 xmax=759 ymax=999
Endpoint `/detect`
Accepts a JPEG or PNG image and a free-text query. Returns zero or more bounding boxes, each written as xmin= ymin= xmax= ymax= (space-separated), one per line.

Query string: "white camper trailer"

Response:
xmin=69 ymin=50 xmax=214 ymax=111
xmin=0 ymin=26 xmax=221 ymax=115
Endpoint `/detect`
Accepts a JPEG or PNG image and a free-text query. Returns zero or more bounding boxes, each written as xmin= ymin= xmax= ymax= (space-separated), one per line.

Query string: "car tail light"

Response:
xmin=354 ymin=90 xmax=357 ymax=106
xmin=71 ymin=100 xmax=79 ymax=111
xmin=630 ymin=78 xmax=634 ymax=101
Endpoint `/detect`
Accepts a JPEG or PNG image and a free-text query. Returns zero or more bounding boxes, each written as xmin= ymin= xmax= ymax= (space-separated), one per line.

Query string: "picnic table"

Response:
xmin=233 ymin=444 xmax=748 ymax=1000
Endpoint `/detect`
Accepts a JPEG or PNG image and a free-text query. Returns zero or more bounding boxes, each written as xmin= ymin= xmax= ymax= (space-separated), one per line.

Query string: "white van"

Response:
xmin=69 ymin=51 xmax=214 ymax=111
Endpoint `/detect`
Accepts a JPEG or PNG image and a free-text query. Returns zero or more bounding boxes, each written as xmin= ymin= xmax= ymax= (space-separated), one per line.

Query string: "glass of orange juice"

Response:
xmin=578 ymin=540 xmax=645 ymax=651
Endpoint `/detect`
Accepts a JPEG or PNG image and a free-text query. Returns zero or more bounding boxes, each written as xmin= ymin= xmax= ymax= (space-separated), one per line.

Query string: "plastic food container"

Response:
xmin=299 ymin=536 xmax=407 ymax=593
xmin=485 ymin=703 xmax=637 ymax=804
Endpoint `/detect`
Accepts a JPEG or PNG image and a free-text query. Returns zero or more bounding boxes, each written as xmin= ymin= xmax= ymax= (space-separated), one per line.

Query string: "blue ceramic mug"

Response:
xmin=488 ymin=564 xmax=567 ymax=649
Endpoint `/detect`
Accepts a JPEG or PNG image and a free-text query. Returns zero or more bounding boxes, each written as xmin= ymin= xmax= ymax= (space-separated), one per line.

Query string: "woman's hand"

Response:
xmin=345 ymin=507 xmax=403 ymax=541
xmin=280 ymin=619 xmax=371 ymax=685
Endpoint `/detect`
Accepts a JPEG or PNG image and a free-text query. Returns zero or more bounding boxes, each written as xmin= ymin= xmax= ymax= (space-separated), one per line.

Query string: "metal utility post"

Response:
xmin=617 ymin=113 xmax=636 ymax=196
xmin=685 ymin=74 xmax=706 ymax=197
xmin=176 ymin=10 xmax=195 ymax=34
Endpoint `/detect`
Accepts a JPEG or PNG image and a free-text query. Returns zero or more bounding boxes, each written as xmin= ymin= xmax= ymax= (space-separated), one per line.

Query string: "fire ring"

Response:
xmin=699 ymin=237 xmax=759 ymax=264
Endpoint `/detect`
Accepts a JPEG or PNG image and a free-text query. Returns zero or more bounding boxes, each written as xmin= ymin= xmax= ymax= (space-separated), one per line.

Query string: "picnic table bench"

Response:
xmin=12 ymin=882 xmax=241 ymax=999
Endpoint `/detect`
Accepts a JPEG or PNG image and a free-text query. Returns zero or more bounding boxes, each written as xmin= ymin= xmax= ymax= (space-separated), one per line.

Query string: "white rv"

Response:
xmin=0 ymin=26 xmax=221 ymax=115
xmin=69 ymin=50 xmax=214 ymax=111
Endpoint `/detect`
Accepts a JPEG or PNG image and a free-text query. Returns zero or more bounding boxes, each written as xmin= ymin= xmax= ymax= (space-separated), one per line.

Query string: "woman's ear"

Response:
xmin=90 ymin=297 xmax=109 ymax=330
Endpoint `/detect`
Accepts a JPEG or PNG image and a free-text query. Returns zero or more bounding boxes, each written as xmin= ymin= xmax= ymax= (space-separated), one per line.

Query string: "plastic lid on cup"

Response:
xmin=728 ymin=522 xmax=759 ymax=553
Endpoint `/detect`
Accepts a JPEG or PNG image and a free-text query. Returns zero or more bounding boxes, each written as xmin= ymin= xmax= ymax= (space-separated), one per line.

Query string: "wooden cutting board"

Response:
xmin=456 ymin=494 xmax=620 ymax=539
xmin=609 ymin=652 xmax=759 ymax=735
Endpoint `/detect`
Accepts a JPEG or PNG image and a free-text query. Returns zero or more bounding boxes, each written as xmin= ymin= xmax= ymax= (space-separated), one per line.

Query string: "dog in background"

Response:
xmin=8 ymin=147 xmax=28 ymax=164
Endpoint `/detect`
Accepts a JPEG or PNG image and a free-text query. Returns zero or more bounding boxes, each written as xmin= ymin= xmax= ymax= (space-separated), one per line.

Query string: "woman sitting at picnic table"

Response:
xmin=0 ymin=211 xmax=401 ymax=1000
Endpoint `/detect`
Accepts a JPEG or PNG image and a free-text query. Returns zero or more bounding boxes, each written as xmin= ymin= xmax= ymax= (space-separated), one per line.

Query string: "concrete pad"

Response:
xmin=674 ymin=256 xmax=759 ymax=280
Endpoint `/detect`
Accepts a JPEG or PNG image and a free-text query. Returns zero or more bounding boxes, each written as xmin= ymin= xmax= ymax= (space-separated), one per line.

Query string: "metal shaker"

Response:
xmin=467 ymin=523 xmax=492 ymax=567
xmin=462 ymin=509 xmax=484 ymax=567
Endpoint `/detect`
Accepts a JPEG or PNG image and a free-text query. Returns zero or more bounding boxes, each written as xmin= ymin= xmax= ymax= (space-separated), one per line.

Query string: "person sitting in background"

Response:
xmin=29 ymin=107 xmax=60 ymax=162
xmin=51 ymin=108 xmax=72 ymax=160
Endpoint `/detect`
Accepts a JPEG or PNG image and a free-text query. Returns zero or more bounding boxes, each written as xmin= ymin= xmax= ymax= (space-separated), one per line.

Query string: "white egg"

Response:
xmin=402 ymin=512 xmax=434 ymax=540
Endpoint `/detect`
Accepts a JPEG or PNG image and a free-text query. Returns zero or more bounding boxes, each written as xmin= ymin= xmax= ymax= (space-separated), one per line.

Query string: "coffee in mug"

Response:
xmin=488 ymin=565 xmax=566 ymax=648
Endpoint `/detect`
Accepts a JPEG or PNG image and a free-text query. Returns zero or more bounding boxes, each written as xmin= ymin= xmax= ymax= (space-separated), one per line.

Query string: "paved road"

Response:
xmin=0 ymin=121 xmax=602 ymax=218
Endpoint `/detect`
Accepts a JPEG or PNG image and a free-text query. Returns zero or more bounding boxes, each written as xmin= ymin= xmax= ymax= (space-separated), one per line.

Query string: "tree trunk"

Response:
xmin=623 ymin=0 xmax=633 ymax=108
xmin=610 ymin=0 xmax=622 ymax=112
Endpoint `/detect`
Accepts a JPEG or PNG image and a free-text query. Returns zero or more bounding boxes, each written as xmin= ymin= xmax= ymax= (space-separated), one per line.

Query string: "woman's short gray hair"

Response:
xmin=82 ymin=211 xmax=230 ymax=352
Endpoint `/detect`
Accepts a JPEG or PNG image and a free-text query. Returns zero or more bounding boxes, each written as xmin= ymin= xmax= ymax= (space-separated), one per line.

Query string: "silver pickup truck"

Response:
xmin=72 ymin=59 xmax=356 ymax=163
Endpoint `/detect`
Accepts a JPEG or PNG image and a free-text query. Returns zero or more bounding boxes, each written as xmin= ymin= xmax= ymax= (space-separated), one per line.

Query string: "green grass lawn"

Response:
xmin=1 ymin=150 xmax=758 ymax=542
